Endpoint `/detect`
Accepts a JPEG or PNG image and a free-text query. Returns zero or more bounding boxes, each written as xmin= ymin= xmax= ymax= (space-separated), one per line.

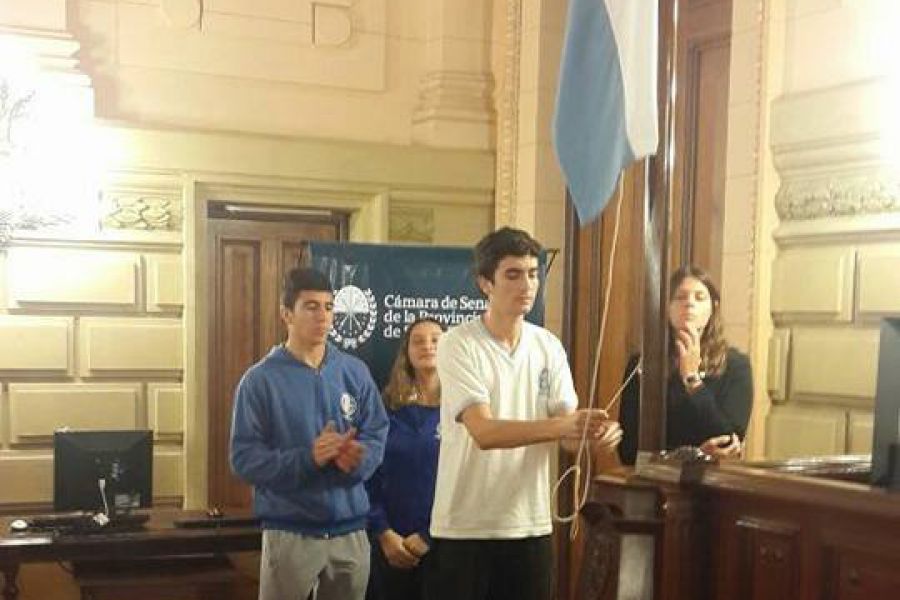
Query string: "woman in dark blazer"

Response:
xmin=618 ymin=265 xmax=753 ymax=465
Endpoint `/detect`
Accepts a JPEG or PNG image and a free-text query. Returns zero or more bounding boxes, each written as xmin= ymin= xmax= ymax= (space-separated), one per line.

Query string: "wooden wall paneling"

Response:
xmin=562 ymin=203 xmax=603 ymax=600
xmin=210 ymin=232 xmax=262 ymax=509
xmin=563 ymin=163 xmax=645 ymax=600
xmin=671 ymin=0 xmax=733 ymax=280
xmin=639 ymin=0 xmax=679 ymax=463
xmin=820 ymin=528 xmax=900 ymax=600
xmin=575 ymin=504 xmax=622 ymax=600
xmin=656 ymin=484 xmax=706 ymax=600
xmin=733 ymin=517 xmax=801 ymax=600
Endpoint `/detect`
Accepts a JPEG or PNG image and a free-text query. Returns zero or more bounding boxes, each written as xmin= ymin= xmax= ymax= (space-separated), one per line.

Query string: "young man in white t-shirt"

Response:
xmin=425 ymin=227 xmax=622 ymax=600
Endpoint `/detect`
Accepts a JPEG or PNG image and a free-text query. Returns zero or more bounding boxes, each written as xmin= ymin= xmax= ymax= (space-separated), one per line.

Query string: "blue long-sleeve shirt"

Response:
xmin=366 ymin=404 xmax=440 ymax=540
xmin=230 ymin=344 xmax=389 ymax=536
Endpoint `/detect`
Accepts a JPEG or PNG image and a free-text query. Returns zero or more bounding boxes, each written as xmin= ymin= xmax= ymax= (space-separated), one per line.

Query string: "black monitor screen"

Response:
xmin=872 ymin=318 xmax=900 ymax=486
xmin=53 ymin=430 xmax=153 ymax=513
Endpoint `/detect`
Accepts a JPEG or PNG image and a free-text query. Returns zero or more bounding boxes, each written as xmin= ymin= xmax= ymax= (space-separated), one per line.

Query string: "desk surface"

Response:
xmin=1 ymin=508 xmax=261 ymax=562
xmin=0 ymin=509 xmax=261 ymax=600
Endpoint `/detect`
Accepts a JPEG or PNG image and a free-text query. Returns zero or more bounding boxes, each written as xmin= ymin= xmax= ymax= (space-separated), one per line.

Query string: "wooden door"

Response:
xmin=671 ymin=0 xmax=734 ymax=281
xmin=208 ymin=211 xmax=345 ymax=509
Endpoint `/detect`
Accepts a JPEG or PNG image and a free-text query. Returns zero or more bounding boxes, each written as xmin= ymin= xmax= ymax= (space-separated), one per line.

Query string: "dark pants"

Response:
xmin=423 ymin=536 xmax=553 ymax=600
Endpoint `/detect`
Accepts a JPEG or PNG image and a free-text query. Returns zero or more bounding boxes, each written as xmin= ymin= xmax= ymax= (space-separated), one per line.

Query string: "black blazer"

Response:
xmin=617 ymin=347 xmax=753 ymax=466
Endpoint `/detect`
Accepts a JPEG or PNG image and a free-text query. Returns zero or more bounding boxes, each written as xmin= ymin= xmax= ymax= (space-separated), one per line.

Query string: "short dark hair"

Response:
xmin=282 ymin=267 xmax=333 ymax=309
xmin=473 ymin=227 xmax=543 ymax=282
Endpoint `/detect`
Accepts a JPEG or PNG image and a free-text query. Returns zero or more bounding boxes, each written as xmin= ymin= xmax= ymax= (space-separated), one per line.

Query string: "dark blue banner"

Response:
xmin=307 ymin=242 xmax=546 ymax=389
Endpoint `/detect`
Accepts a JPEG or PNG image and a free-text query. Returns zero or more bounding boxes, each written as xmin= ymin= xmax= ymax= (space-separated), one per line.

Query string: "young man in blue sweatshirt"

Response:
xmin=230 ymin=267 xmax=389 ymax=600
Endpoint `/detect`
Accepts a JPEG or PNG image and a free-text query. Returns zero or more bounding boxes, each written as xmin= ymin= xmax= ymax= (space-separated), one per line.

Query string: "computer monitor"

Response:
xmin=872 ymin=318 xmax=900 ymax=487
xmin=53 ymin=430 xmax=153 ymax=513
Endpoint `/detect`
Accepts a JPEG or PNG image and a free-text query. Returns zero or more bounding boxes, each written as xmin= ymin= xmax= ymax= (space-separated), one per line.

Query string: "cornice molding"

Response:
xmin=0 ymin=26 xmax=90 ymax=88
xmin=775 ymin=171 xmax=900 ymax=221
xmin=770 ymin=77 xmax=900 ymax=222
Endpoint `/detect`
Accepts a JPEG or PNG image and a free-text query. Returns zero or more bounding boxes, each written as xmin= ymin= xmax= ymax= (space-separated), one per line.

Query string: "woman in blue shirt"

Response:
xmin=367 ymin=317 xmax=444 ymax=600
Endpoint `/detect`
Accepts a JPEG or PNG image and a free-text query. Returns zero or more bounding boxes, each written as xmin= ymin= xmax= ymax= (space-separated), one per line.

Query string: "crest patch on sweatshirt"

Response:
xmin=340 ymin=393 xmax=359 ymax=422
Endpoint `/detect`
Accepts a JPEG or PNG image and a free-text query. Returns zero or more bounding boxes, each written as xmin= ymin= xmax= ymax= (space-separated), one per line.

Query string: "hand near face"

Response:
xmin=699 ymin=433 xmax=742 ymax=459
xmin=674 ymin=327 xmax=702 ymax=380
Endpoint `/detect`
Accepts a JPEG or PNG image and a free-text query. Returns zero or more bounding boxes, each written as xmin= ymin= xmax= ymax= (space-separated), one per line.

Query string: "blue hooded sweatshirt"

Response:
xmin=230 ymin=344 xmax=389 ymax=537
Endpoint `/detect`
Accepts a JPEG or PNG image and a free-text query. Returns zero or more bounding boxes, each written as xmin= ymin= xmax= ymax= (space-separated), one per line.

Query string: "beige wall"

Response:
xmin=721 ymin=1 xmax=768 ymax=458
xmin=0 ymin=0 xmax=498 ymax=507
xmin=70 ymin=0 xmax=497 ymax=149
xmin=749 ymin=0 xmax=900 ymax=459
xmin=510 ymin=0 xmax=569 ymax=334
xmin=0 ymin=246 xmax=185 ymax=504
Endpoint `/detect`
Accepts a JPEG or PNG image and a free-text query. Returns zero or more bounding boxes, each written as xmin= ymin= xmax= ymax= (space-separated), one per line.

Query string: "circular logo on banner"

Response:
xmin=331 ymin=285 xmax=378 ymax=350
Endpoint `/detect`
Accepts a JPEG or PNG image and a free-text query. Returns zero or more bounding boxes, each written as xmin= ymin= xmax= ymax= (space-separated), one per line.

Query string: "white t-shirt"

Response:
xmin=430 ymin=318 xmax=579 ymax=539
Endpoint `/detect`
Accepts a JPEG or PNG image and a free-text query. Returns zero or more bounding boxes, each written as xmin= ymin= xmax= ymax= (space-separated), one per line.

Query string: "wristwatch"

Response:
xmin=684 ymin=372 xmax=701 ymax=386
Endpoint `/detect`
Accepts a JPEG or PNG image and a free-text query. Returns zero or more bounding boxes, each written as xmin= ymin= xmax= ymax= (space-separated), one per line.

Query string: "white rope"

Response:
xmin=551 ymin=176 xmax=631 ymax=540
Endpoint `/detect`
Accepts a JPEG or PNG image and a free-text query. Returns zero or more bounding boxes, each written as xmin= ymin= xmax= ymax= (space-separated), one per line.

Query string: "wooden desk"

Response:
xmin=578 ymin=457 xmax=900 ymax=600
xmin=0 ymin=509 xmax=261 ymax=600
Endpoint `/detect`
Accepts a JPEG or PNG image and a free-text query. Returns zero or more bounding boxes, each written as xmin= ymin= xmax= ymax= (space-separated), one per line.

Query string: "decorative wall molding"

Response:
xmin=0 ymin=208 xmax=69 ymax=246
xmin=389 ymin=206 xmax=435 ymax=243
xmin=160 ymin=0 xmax=203 ymax=30
xmin=118 ymin=0 xmax=386 ymax=91
xmin=0 ymin=26 xmax=90 ymax=87
xmin=411 ymin=71 xmax=495 ymax=149
xmin=775 ymin=172 xmax=900 ymax=221
xmin=312 ymin=2 xmax=353 ymax=47
xmin=410 ymin=0 xmax=495 ymax=150
xmin=412 ymin=72 xmax=495 ymax=124
xmin=770 ymin=77 xmax=900 ymax=223
xmin=494 ymin=0 xmax=523 ymax=227
xmin=101 ymin=189 xmax=183 ymax=232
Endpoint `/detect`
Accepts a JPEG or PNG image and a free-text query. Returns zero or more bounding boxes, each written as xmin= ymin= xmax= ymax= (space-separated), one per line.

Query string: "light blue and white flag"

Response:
xmin=553 ymin=0 xmax=659 ymax=225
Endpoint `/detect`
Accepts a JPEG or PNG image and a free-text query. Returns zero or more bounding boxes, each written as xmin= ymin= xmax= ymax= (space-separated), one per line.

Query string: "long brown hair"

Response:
xmin=382 ymin=317 xmax=445 ymax=410
xmin=668 ymin=265 xmax=729 ymax=377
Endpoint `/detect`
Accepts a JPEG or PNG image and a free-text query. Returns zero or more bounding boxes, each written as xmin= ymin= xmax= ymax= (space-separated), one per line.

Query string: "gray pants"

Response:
xmin=259 ymin=529 xmax=370 ymax=600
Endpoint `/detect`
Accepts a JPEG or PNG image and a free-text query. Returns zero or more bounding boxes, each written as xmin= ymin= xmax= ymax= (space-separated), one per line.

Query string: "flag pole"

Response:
xmin=638 ymin=0 xmax=679 ymax=462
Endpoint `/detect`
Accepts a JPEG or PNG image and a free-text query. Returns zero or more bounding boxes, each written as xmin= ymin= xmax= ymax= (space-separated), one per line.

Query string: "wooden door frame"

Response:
xmin=181 ymin=180 xmax=389 ymax=509
xmin=206 ymin=214 xmax=348 ymax=508
xmin=557 ymin=0 xmax=734 ymax=596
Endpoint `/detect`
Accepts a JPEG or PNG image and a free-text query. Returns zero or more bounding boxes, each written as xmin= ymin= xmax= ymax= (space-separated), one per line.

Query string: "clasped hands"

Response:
xmin=379 ymin=529 xmax=429 ymax=569
xmin=313 ymin=421 xmax=365 ymax=473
